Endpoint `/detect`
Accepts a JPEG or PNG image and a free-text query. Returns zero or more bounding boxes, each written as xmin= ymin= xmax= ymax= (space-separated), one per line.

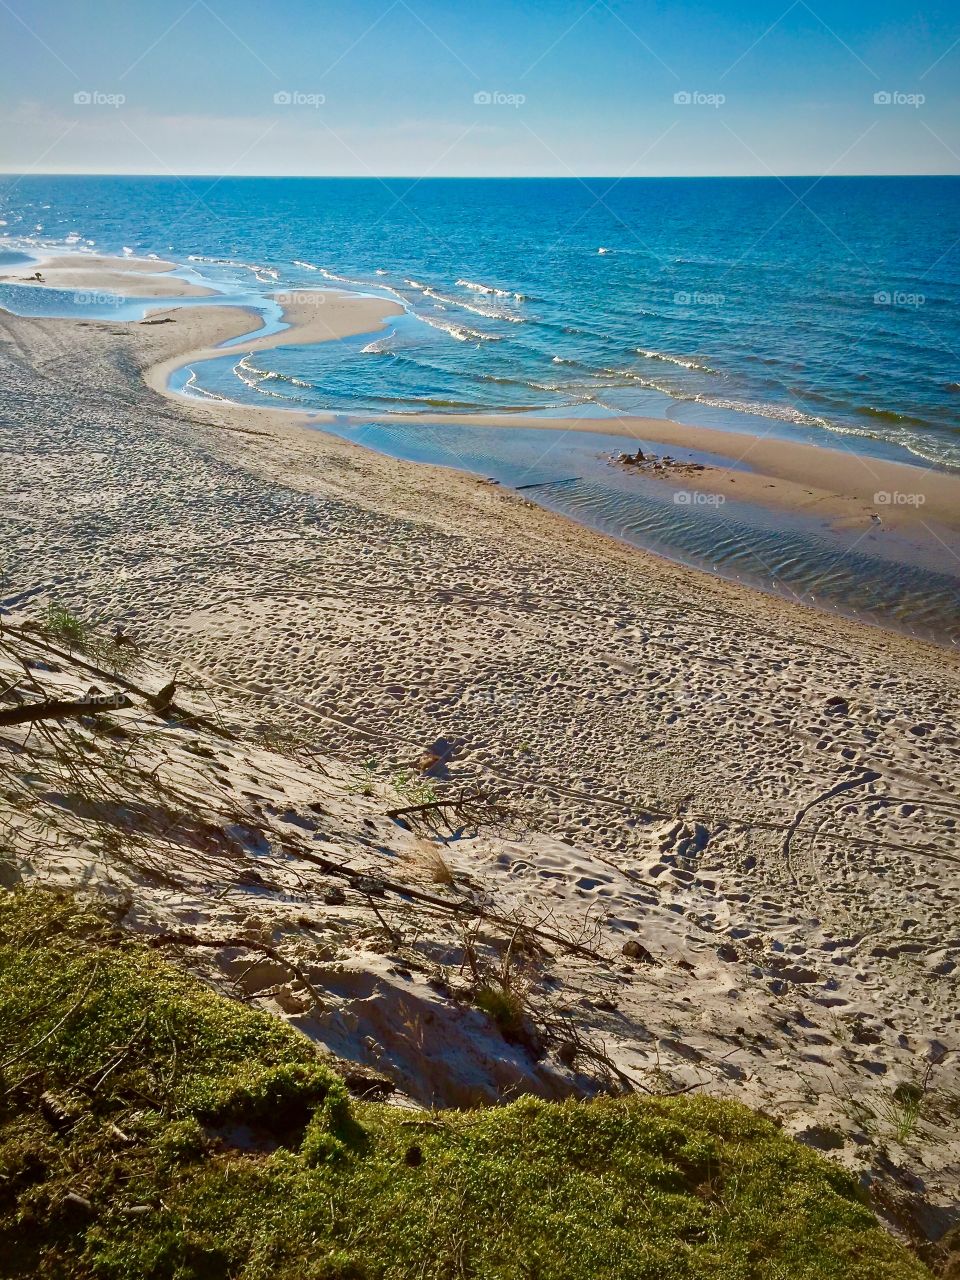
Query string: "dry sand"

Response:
xmin=1 ymin=278 xmax=959 ymax=1248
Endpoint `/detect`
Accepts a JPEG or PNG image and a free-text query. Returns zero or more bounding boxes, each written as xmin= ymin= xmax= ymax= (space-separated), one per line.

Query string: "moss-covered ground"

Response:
xmin=0 ymin=889 xmax=928 ymax=1279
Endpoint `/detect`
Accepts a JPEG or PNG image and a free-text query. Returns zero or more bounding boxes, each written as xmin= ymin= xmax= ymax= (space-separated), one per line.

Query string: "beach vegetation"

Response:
xmin=0 ymin=887 xmax=932 ymax=1280
xmin=390 ymin=768 xmax=440 ymax=807
xmin=38 ymin=604 xmax=138 ymax=677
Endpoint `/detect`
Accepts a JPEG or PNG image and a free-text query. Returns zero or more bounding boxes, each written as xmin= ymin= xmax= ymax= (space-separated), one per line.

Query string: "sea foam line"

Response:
xmin=456 ymin=278 xmax=527 ymax=302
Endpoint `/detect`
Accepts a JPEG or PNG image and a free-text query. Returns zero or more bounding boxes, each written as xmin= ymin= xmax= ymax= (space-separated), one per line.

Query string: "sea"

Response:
xmin=1 ymin=175 xmax=958 ymax=641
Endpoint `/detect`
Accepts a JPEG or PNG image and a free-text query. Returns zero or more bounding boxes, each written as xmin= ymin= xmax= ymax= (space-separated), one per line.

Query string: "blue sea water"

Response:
xmin=1 ymin=175 xmax=959 ymax=641
xmin=2 ymin=174 xmax=959 ymax=464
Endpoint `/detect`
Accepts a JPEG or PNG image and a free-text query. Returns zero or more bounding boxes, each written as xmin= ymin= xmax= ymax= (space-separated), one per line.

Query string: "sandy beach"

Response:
xmin=1 ymin=263 xmax=959 ymax=1249
xmin=0 ymin=253 xmax=215 ymax=298
xmin=143 ymin=290 xmax=404 ymax=393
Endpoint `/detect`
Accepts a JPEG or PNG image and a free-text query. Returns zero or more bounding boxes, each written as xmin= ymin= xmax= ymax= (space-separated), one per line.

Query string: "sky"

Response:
xmin=1 ymin=0 xmax=958 ymax=176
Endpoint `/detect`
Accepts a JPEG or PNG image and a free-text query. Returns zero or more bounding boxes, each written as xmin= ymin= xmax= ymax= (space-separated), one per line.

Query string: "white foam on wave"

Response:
xmin=637 ymin=348 xmax=718 ymax=374
xmin=456 ymin=278 xmax=526 ymax=302
xmin=361 ymin=330 xmax=396 ymax=354
xmin=293 ymin=259 xmax=318 ymax=271
xmin=182 ymin=369 xmax=229 ymax=402
xmin=320 ymin=267 xmax=367 ymax=287
xmin=405 ymin=277 xmax=525 ymax=324
xmin=188 ymin=254 xmax=279 ymax=282
xmin=235 ymin=354 xmax=311 ymax=389
xmin=417 ymin=314 xmax=498 ymax=343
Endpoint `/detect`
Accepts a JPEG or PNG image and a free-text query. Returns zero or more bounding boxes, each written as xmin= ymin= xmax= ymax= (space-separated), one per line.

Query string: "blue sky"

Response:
xmin=1 ymin=0 xmax=958 ymax=175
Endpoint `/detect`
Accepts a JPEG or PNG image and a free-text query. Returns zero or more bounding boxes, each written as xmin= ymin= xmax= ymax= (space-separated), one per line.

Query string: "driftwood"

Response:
xmin=288 ymin=844 xmax=613 ymax=964
xmin=0 ymin=694 xmax=133 ymax=727
xmin=386 ymin=790 xmax=508 ymax=838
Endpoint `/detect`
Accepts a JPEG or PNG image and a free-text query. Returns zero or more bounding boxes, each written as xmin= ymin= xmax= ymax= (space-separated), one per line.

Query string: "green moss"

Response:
xmin=0 ymin=889 xmax=930 ymax=1280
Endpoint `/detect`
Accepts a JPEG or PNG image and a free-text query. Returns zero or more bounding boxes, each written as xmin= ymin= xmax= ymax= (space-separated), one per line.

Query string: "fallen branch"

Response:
xmin=0 ymin=695 xmax=133 ymax=727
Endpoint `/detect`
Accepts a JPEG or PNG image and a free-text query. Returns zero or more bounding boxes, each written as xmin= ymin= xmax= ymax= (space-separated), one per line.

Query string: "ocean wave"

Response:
xmin=404 ymin=277 xmax=526 ymax=323
xmin=319 ymin=266 xmax=378 ymax=289
xmin=361 ymin=332 xmax=396 ymax=354
xmin=235 ymin=355 xmax=312 ymax=389
xmin=416 ymin=314 xmax=500 ymax=343
xmin=456 ymin=278 xmax=526 ymax=302
xmin=292 ymin=259 xmax=318 ymax=270
xmin=427 ymin=288 xmax=524 ymax=323
xmin=637 ymin=348 xmax=718 ymax=374
xmin=182 ymin=369 xmax=230 ymax=402
xmin=188 ymin=254 xmax=279 ymax=282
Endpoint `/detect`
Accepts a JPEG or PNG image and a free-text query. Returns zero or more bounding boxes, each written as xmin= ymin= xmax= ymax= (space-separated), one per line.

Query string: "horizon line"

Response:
xmin=1 ymin=171 xmax=959 ymax=181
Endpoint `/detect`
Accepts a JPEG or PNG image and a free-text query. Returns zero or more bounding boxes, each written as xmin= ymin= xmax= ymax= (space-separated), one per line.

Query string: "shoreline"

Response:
xmin=5 ymin=251 xmax=960 ymax=547
xmin=141 ymin=276 xmax=960 ymax=541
